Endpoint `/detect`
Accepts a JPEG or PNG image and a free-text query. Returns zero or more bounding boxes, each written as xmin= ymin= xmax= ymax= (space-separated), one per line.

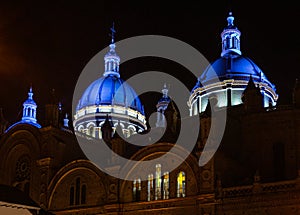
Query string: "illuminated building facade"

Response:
xmin=0 ymin=12 xmax=300 ymax=215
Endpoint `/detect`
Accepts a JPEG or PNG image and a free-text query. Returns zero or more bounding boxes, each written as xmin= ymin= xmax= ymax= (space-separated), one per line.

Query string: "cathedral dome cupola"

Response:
xmin=221 ymin=12 xmax=242 ymax=57
xmin=6 ymin=87 xmax=41 ymax=131
xmin=74 ymin=24 xmax=147 ymax=138
xmin=189 ymin=12 xmax=278 ymax=116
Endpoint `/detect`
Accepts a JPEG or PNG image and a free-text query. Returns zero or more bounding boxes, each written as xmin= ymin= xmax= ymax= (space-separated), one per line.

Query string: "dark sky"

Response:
xmin=0 ymin=1 xmax=299 ymax=124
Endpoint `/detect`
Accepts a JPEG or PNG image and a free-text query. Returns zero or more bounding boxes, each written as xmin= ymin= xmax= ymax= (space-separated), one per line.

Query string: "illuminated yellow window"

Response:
xmin=147 ymin=174 xmax=154 ymax=201
xmin=155 ymin=164 xmax=162 ymax=200
xmin=163 ymin=172 xmax=169 ymax=199
xmin=133 ymin=178 xmax=141 ymax=201
xmin=177 ymin=171 xmax=186 ymax=197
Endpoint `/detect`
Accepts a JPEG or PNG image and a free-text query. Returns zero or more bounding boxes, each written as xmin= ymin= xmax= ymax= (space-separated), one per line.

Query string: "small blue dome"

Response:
xmin=77 ymin=75 xmax=145 ymax=115
xmin=24 ymin=98 xmax=36 ymax=105
xmin=197 ymin=56 xmax=275 ymax=89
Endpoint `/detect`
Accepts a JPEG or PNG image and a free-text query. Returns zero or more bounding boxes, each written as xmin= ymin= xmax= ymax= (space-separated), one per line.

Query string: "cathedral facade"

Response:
xmin=0 ymin=12 xmax=300 ymax=215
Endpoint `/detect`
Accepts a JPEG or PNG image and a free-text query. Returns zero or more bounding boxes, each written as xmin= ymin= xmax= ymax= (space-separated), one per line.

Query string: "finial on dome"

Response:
xmin=162 ymin=83 xmax=169 ymax=98
xmin=227 ymin=12 xmax=234 ymax=26
xmin=28 ymin=86 xmax=33 ymax=100
xmin=104 ymin=22 xmax=120 ymax=78
xmin=110 ymin=22 xmax=116 ymax=44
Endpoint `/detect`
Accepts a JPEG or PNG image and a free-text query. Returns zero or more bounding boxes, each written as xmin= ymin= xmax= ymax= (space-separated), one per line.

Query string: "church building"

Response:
xmin=0 ymin=12 xmax=300 ymax=215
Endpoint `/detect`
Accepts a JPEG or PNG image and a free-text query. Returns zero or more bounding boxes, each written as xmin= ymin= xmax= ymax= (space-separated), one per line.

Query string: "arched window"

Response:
xmin=177 ymin=171 xmax=186 ymax=198
xmin=70 ymin=177 xmax=87 ymax=206
xmin=88 ymin=126 xmax=94 ymax=137
xmin=163 ymin=172 xmax=169 ymax=199
xmin=147 ymin=174 xmax=154 ymax=201
xmin=81 ymin=184 xmax=86 ymax=204
xmin=155 ymin=164 xmax=162 ymax=200
xmin=226 ymin=37 xmax=231 ymax=49
xmin=133 ymin=178 xmax=141 ymax=201
xmin=75 ymin=178 xmax=80 ymax=205
xmin=70 ymin=186 xmax=74 ymax=205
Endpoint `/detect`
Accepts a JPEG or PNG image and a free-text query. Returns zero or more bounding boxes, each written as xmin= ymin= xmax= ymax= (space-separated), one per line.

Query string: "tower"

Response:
xmin=156 ymin=83 xmax=171 ymax=127
xmin=6 ymin=87 xmax=41 ymax=131
xmin=21 ymin=87 xmax=39 ymax=125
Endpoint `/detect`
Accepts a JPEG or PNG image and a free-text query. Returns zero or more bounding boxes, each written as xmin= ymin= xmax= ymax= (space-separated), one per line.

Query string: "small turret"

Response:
xmin=63 ymin=113 xmax=69 ymax=128
xmin=156 ymin=83 xmax=171 ymax=127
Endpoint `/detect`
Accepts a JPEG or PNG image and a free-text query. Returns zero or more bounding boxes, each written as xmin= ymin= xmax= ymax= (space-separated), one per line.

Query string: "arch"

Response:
xmin=48 ymin=160 xmax=109 ymax=210
xmin=127 ymin=125 xmax=136 ymax=132
xmin=86 ymin=122 xmax=96 ymax=128
xmin=77 ymin=125 xmax=84 ymax=132
xmin=0 ymin=125 xmax=41 ymax=187
xmin=120 ymin=143 xmax=200 ymax=202
xmin=113 ymin=122 xmax=125 ymax=128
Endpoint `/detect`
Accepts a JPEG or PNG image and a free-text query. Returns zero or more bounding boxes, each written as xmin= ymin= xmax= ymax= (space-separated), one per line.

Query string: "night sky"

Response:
xmin=0 ymin=1 xmax=299 ymax=124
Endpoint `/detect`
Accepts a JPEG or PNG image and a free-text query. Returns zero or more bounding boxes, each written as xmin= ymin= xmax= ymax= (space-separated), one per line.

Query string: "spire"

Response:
xmin=221 ymin=12 xmax=242 ymax=57
xmin=63 ymin=113 xmax=69 ymax=127
xmin=110 ymin=22 xmax=116 ymax=44
xmin=227 ymin=12 xmax=234 ymax=26
xmin=162 ymin=83 xmax=168 ymax=98
xmin=113 ymin=121 xmax=124 ymax=139
xmin=242 ymin=75 xmax=264 ymax=111
xmin=103 ymin=23 xmax=120 ymax=78
xmin=101 ymin=114 xmax=113 ymax=142
xmin=245 ymin=74 xmax=256 ymax=91
xmin=156 ymin=83 xmax=171 ymax=127
xmin=21 ymin=87 xmax=41 ymax=128
xmin=28 ymin=86 xmax=33 ymax=100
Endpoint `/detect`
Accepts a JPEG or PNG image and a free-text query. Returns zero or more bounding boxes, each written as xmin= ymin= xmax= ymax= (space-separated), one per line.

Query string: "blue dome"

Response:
xmin=198 ymin=56 xmax=274 ymax=88
xmin=24 ymin=98 xmax=36 ymax=105
xmin=77 ymin=75 xmax=145 ymax=115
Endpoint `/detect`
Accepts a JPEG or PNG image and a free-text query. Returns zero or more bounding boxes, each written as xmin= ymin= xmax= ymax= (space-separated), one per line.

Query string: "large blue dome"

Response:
xmin=188 ymin=12 xmax=278 ymax=115
xmin=74 ymin=38 xmax=147 ymax=138
xmin=77 ymin=75 xmax=144 ymax=115
xmin=198 ymin=56 xmax=274 ymax=89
